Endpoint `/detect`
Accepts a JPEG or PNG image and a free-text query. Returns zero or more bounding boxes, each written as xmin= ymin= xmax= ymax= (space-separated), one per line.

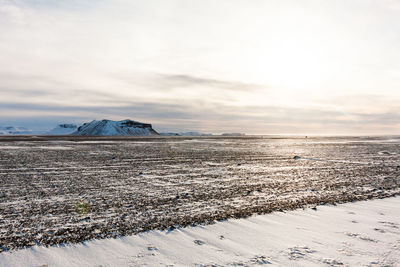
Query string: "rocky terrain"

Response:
xmin=0 ymin=135 xmax=400 ymax=252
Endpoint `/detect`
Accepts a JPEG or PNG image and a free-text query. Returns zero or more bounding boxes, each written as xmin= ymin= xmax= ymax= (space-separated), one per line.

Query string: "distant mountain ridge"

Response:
xmin=1 ymin=120 xmax=240 ymax=137
xmin=160 ymin=131 xmax=213 ymax=136
xmin=73 ymin=119 xmax=159 ymax=136
xmin=46 ymin=124 xmax=78 ymax=135
xmin=0 ymin=126 xmax=33 ymax=135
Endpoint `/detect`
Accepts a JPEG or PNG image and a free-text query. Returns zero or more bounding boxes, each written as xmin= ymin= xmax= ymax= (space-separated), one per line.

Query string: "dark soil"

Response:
xmin=1 ymin=135 xmax=399 ymax=252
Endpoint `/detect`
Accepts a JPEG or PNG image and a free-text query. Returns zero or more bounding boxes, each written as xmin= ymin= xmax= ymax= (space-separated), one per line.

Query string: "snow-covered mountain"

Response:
xmin=73 ymin=119 xmax=159 ymax=136
xmin=46 ymin=124 xmax=78 ymax=135
xmin=0 ymin=126 xmax=33 ymax=135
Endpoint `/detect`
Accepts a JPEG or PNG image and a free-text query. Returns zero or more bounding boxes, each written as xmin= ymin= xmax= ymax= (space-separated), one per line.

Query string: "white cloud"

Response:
xmin=0 ymin=1 xmax=25 ymax=24
xmin=0 ymin=0 xmax=399 ymax=133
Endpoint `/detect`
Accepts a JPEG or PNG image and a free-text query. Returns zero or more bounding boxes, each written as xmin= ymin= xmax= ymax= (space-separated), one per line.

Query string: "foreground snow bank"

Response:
xmin=1 ymin=197 xmax=399 ymax=266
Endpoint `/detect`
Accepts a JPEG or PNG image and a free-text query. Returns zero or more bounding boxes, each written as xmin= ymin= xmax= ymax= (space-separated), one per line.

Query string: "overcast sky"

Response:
xmin=1 ymin=0 xmax=399 ymax=134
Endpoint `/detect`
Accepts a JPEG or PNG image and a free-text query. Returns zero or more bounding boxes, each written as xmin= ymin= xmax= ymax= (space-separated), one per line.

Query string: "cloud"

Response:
xmin=111 ymin=72 xmax=264 ymax=93
xmin=0 ymin=70 xmax=264 ymax=109
xmin=154 ymin=74 xmax=262 ymax=92
xmin=1 ymin=99 xmax=400 ymax=134
xmin=0 ymin=0 xmax=399 ymax=134
xmin=0 ymin=1 xmax=25 ymax=24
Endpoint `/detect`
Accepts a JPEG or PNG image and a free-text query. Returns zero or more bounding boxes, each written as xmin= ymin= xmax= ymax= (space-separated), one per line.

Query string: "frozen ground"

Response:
xmin=0 ymin=136 xmax=400 ymax=252
xmin=0 ymin=196 xmax=399 ymax=266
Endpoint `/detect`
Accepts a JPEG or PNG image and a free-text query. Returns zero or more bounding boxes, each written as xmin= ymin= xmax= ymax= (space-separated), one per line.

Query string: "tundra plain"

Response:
xmin=1 ymin=135 xmax=399 ymax=252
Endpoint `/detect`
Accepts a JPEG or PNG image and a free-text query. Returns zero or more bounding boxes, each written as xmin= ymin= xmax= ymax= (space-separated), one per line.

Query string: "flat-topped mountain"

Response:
xmin=72 ymin=119 xmax=159 ymax=136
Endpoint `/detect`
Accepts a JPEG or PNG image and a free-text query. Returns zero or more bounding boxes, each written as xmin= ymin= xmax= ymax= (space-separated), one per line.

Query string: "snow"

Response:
xmin=0 ymin=126 xmax=33 ymax=135
xmin=73 ymin=119 xmax=159 ymax=136
xmin=1 ymin=196 xmax=399 ymax=266
xmin=45 ymin=124 xmax=77 ymax=135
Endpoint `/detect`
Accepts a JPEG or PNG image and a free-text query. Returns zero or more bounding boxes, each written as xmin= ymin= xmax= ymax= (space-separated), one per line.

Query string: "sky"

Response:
xmin=0 ymin=0 xmax=399 ymax=134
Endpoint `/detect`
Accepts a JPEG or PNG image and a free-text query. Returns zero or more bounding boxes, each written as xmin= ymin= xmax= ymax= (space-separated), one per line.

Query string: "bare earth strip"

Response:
xmin=0 ymin=135 xmax=400 ymax=252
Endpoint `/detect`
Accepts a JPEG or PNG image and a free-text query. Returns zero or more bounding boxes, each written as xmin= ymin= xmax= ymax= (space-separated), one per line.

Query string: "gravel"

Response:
xmin=0 ymin=135 xmax=399 ymax=252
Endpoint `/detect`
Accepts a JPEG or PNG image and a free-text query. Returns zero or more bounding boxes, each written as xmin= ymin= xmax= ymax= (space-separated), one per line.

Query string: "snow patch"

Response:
xmin=0 ymin=126 xmax=33 ymax=135
xmin=45 ymin=124 xmax=78 ymax=135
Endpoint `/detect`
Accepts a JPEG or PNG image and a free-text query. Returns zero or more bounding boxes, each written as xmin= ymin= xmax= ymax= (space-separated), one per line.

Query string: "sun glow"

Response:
xmin=0 ymin=0 xmax=399 ymax=133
